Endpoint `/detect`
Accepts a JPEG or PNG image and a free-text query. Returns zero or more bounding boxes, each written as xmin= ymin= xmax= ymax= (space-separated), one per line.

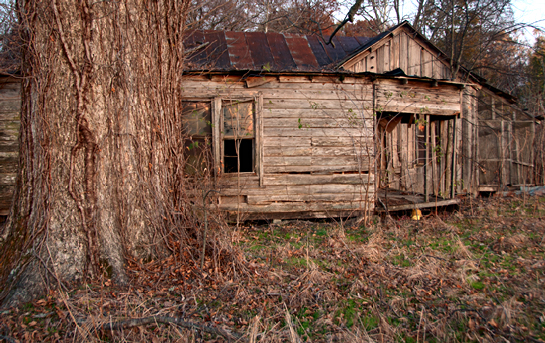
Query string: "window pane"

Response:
xmin=182 ymin=102 xmax=211 ymax=136
xmin=223 ymin=102 xmax=254 ymax=138
xmin=184 ymin=138 xmax=212 ymax=176
xmin=224 ymin=139 xmax=254 ymax=173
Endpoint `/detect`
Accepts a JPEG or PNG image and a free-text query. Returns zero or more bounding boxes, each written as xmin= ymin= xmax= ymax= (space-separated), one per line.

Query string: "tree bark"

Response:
xmin=0 ymin=0 xmax=194 ymax=306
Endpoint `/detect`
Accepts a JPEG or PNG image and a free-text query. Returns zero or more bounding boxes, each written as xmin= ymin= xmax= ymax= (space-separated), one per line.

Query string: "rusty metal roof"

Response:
xmin=183 ymin=31 xmax=372 ymax=72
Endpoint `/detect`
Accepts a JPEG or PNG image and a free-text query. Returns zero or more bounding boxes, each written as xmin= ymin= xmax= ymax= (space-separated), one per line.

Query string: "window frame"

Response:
xmin=208 ymin=94 xmax=263 ymax=182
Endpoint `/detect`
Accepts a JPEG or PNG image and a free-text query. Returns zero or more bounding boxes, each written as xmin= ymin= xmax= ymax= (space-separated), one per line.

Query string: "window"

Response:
xmin=182 ymin=101 xmax=212 ymax=176
xmin=222 ymin=100 xmax=255 ymax=173
xmin=181 ymin=95 xmax=262 ymax=177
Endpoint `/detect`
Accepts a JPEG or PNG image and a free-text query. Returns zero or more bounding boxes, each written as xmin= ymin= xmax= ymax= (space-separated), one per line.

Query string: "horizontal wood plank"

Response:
xmin=263 ymin=173 xmax=374 ymax=186
xmin=263 ymin=108 xmax=373 ymax=119
xmin=264 ymin=127 xmax=370 ymax=137
xmin=247 ymin=192 xmax=372 ymax=204
xmin=217 ymin=200 xmax=374 ymax=213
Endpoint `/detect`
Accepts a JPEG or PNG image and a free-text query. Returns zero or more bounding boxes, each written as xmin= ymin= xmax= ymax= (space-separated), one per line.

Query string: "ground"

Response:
xmin=1 ymin=195 xmax=544 ymax=342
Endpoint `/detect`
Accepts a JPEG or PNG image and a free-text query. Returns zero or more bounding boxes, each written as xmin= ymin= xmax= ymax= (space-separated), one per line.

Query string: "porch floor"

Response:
xmin=376 ymin=188 xmax=460 ymax=212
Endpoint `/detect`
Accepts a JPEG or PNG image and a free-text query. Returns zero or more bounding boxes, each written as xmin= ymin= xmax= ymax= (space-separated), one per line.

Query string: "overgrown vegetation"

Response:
xmin=1 ymin=195 xmax=544 ymax=342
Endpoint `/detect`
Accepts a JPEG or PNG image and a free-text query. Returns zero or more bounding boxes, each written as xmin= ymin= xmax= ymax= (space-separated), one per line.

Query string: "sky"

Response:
xmin=511 ymin=0 xmax=545 ymax=45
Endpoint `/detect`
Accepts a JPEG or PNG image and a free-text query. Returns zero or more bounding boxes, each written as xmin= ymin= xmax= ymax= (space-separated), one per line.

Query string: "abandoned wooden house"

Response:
xmin=0 ymin=21 xmax=539 ymax=219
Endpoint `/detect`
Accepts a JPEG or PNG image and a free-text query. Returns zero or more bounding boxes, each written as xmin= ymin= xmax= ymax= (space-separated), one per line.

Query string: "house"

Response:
xmin=0 ymin=75 xmax=20 ymax=216
xmin=0 ymin=22 xmax=538 ymax=219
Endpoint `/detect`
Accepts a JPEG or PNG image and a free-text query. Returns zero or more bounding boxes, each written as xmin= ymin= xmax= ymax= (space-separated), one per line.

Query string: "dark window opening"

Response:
xmin=224 ymin=139 xmax=254 ymax=173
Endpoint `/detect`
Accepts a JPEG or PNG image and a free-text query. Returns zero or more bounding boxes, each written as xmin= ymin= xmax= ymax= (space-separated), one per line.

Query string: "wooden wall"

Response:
xmin=343 ymin=30 xmax=452 ymax=80
xmin=181 ymin=74 xmax=375 ymax=219
xmin=0 ymin=77 xmax=20 ymax=216
xmin=477 ymin=89 xmax=535 ymax=189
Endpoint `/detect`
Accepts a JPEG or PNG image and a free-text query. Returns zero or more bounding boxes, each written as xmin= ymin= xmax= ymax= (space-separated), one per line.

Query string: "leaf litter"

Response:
xmin=1 ymin=195 xmax=545 ymax=342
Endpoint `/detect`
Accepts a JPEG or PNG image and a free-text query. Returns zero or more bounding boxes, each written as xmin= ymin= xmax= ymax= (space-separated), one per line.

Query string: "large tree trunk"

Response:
xmin=0 ymin=0 xmax=197 ymax=306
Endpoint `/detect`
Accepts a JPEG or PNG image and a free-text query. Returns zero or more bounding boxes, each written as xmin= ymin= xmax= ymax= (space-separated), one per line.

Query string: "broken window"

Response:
xmin=182 ymin=101 xmax=212 ymax=176
xmin=222 ymin=100 xmax=255 ymax=173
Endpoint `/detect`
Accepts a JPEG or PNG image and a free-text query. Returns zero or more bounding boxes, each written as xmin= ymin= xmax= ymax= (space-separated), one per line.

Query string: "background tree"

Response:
xmin=187 ymin=0 xmax=339 ymax=34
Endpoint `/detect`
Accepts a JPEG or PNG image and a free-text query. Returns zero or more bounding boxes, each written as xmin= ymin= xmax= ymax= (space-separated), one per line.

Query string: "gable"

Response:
xmin=340 ymin=24 xmax=452 ymax=80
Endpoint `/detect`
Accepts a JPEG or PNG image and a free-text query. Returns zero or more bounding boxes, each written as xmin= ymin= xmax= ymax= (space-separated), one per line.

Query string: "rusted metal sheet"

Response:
xmin=266 ymin=32 xmax=297 ymax=71
xmin=203 ymin=31 xmax=231 ymax=69
xmin=283 ymin=33 xmax=319 ymax=71
xmin=354 ymin=36 xmax=372 ymax=46
xmin=306 ymin=35 xmax=332 ymax=66
xmin=337 ymin=37 xmax=361 ymax=54
xmin=245 ymin=32 xmax=275 ymax=70
xmin=322 ymin=37 xmax=347 ymax=64
xmin=224 ymin=31 xmax=253 ymax=70
xmin=184 ymin=30 xmax=210 ymax=68
xmin=184 ymin=30 xmax=370 ymax=72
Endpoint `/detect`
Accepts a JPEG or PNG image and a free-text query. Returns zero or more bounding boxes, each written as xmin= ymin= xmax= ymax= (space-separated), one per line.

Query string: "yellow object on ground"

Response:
xmin=411 ymin=209 xmax=422 ymax=220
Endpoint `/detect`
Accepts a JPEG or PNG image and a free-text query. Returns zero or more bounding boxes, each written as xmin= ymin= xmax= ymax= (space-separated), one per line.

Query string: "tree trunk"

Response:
xmin=0 ymin=0 xmax=196 ymax=306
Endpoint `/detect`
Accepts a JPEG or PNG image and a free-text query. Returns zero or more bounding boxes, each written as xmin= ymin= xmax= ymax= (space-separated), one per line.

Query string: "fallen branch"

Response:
xmin=0 ymin=334 xmax=17 ymax=343
xmin=99 ymin=316 xmax=244 ymax=342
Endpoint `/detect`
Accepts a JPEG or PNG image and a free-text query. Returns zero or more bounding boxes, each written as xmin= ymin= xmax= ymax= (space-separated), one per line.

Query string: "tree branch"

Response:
xmin=326 ymin=0 xmax=364 ymax=46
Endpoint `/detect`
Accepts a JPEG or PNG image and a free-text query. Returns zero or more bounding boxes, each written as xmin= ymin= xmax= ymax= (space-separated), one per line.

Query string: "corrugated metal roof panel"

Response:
xmin=245 ymin=32 xmax=275 ymax=71
xmin=337 ymin=37 xmax=361 ymax=54
xmin=203 ymin=31 xmax=230 ymax=69
xmin=266 ymin=32 xmax=297 ymax=71
xmin=183 ymin=30 xmax=371 ymax=72
xmin=225 ymin=31 xmax=253 ymax=70
xmin=322 ymin=37 xmax=347 ymax=63
xmin=283 ymin=34 xmax=320 ymax=71
xmin=306 ymin=35 xmax=332 ymax=66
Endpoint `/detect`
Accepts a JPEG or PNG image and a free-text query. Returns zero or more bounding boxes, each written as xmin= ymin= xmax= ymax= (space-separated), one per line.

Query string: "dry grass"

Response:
xmin=1 ymin=195 xmax=545 ymax=342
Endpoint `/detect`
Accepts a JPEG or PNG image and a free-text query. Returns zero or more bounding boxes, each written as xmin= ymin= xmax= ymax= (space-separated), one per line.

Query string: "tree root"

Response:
xmin=99 ymin=315 xmax=245 ymax=342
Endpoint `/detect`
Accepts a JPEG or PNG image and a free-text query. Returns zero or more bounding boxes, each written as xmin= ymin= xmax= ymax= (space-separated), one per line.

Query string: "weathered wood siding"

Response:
xmin=0 ymin=77 xmax=20 ymax=216
xmin=181 ymin=75 xmax=375 ymax=219
xmin=343 ymin=30 xmax=452 ymax=79
xmin=477 ymin=89 xmax=535 ymax=189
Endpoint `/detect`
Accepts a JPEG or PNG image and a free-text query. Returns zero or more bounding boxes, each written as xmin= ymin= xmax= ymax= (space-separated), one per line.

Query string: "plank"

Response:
xmin=264 ymin=164 xmax=370 ymax=173
xmin=391 ymin=34 xmax=400 ymax=70
xmin=377 ymin=103 xmax=461 ymax=116
xmin=367 ymin=51 xmax=377 ymax=72
xmin=264 ymin=117 xmax=367 ymax=128
xmin=217 ymin=200 xmax=374 ymax=213
xmin=311 ymin=136 xmax=374 ymax=147
xmin=422 ymin=50 xmax=432 ymax=78
xmin=263 ymin=136 xmax=311 ymax=146
xmin=400 ymin=32 xmax=408 ymax=72
xmin=263 ymin=156 xmax=365 ymax=167
xmin=247 ymin=192 xmax=371 ymax=204
xmin=0 ymin=100 xmax=21 ymax=112
xmin=379 ymin=198 xmax=460 ymax=211
xmin=408 ymin=37 xmax=421 ymax=76
xmin=376 ymin=45 xmax=384 ymax=74
xmin=262 ymin=173 xmax=374 ymax=186
xmin=0 ymin=173 xmax=16 ymax=186
xmin=263 ymin=127 xmax=368 ymax=137
xmin=219 ymin=183 xmax=370 ymax=196
xmin=263 ymin=108 xmax=374 ymax=119
xmin=262 ymin=88 xmax=365 ymax=101
xmin=263 ymin=99 xmax=372 ymax=110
